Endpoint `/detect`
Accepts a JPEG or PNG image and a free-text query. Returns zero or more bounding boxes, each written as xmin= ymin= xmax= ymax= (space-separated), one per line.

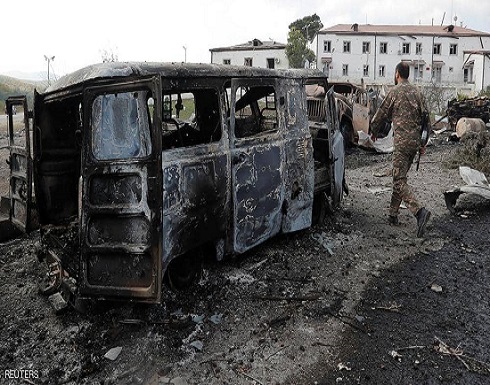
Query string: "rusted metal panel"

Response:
xmin=329 ymin=82 xmax=379 ymax=142
xmin=352 ymin=103 xmax=370 ymax=134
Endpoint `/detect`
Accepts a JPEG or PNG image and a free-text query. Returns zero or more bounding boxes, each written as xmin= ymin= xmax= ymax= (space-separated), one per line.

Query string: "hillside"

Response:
xmin=0 ymin=75 xmax=46 ymax=112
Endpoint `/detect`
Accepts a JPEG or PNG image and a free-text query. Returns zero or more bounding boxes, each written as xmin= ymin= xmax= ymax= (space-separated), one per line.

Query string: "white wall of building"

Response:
xmin=316 ymin=30 xmax=490 ymax=92
xmin=211 ymin=49 xmax=289 ymax=69
xmin=470 ymin=53 xmax=490 ymax=92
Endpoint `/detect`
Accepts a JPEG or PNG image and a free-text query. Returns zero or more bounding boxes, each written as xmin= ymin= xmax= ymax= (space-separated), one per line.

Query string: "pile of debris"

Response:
xmin=447 ymin=97 xmax=490 ymax=130
xmin=444 ymin=130 xmax=490 ymax=176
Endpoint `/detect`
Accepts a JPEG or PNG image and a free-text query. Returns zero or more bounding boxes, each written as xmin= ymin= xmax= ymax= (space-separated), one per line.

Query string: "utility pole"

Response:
xmin=302 ymin=22 xmax=312 ymax=68
xmin=44 ymin=55 xmax=55 ymax=85
xmin=183 ymin=46 xmax=187 ymax=63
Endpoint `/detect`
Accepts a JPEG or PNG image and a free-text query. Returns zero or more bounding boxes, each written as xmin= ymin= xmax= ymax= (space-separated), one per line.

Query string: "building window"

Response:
xmin=464 ymin=66 xmax=474 ymax=83
xmin=244 ymin=57 xmax=253 ymax=66
xmin=380 ymin=42 xmax=388 ymax=54
xmin=362 ymin=42 xmax=370 ymax=54
xmin=343 ymin=41 xmax=351 ymax=53
xmin=433 ymin=43 xmax=441 ymax=55
xmin=416 ymin=43 xmax=422 ymax=55
xmin=402 ymin=43 xmax=410 ymax=54
xmin=223 ymin=59 xmax=231 ymax=65
xmin=432 ymin=66 xmax=442 ymax=83
xmin=363 ymin=65 xmax=369 ymax=77
xmin=342 ymin=64 xmax=349 ymax=76
xmin=322 ymin=62 xmax=330 ymax=77
xmin=323 ymin=40 xmax=332 ymax=53
xmin=450 ymin=44 xmax=458 ymax=55
xmin=266 ymin=58 xmax=275 ymax=69
xmin=379 ymin=65 xmax=386 ymax=77
xmin=414 ymin=65 xmax=423 ymax=81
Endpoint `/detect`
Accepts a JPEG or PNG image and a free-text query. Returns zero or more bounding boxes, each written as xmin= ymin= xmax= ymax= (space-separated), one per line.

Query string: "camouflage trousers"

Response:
xmin=389 ymin=144 xmax=422 ymax=217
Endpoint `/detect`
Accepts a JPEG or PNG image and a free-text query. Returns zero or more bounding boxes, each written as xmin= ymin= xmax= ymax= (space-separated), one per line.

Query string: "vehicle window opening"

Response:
xmin=233 ymin=85 xmax=278 ymax=139
xmin=161 ymin=88 xmax=221 ymax=150
xmin=305 ymin=83 xmax=327 ymax=123
xmin=306 ymin=82 xmax=333 ymax=165
xmin=91 ymin=90 xmax=153 ymax=160
xmin=8 ymin=104 xmax=25 ymax=147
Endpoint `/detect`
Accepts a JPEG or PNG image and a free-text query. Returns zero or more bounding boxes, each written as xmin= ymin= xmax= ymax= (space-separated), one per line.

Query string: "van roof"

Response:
xmin=46 ymin=62 xmax=326 ymax=94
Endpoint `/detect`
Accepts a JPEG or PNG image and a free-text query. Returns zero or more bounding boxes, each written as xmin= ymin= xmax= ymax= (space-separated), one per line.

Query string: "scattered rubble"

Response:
xmin=443 ymin=130 xmax=490 ymax=176
xmin=447 ymin=96 xmax=490 ymax=130
xmin=444 ymin=166 xmax=490 ymax=212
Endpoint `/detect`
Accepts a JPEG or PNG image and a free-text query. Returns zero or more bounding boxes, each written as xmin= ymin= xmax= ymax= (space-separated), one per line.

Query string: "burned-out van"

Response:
xmin=5 ymin=62 xmax=345 ymax=307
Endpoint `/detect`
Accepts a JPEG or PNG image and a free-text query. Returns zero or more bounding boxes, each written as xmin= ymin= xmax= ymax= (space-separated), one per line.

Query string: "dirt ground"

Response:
xmin=1 ymin=127 xmax=490 ymax=385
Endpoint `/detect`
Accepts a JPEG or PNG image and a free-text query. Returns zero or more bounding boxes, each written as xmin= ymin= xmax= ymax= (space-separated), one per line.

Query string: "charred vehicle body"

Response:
xmin=6 ymin=62 xmax=345 ymax=306
xmin=329 ymin=82 xmax=380 ymax=146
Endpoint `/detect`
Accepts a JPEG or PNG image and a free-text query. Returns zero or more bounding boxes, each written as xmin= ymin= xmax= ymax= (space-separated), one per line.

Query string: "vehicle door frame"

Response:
xmin=229 ymin=77 xmax=285 ymax=254
xmin=159 ymin=77 xmax=230 ymax=269
xmin=80 ymin=76 xmax=163 ymax=302
xmin=6 ymin=96 xmax=32 ymax=232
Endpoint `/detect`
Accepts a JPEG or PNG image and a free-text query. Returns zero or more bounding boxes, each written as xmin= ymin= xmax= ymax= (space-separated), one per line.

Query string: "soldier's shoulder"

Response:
xmin=400 ymin=82 xmax=419 ymax=95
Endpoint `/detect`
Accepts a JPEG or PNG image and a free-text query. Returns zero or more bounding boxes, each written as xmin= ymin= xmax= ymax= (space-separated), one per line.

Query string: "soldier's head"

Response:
xmin=395 ymin=62 xmax=410 ymax=84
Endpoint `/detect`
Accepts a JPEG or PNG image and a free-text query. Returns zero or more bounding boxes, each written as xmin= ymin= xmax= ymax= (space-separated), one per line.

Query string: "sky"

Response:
xmin=2 ymin=0 xmax=489 ymax=81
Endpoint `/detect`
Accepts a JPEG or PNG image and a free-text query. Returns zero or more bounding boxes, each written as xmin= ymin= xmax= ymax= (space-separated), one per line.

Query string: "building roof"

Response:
xmin=319 ymin=24 xmax=490 ymax=37
xmin=210 ymin=39 xmax=286 ymax=52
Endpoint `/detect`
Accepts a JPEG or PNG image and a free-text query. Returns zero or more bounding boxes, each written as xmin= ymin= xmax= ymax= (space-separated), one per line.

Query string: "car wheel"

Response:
xmin=165 ymin=251 xmax=203 ymax=290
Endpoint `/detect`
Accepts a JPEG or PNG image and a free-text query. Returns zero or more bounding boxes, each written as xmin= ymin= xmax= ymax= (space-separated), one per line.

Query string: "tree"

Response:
xmin=100 ymin=47 xmax=119 ymax=63
xmin=286 ymin=14 xmax=323 ymax=69
xmin=286 ymin=28 xmax=316 ymax=69
xmin=288 ymin=14 xmax=323 ymax=43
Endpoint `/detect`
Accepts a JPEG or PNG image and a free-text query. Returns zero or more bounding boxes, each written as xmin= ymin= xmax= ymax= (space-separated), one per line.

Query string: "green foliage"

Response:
xmin=457 ymin=92 xmax=469 ymax=101
xmin=286 ymin=14 xmax=322 ymax=69
xmin=479 ymin=86 xmax=490 ymax=98
xmin=288 ymin=14 xmax=323 ymax=43
xmin=455 ymin=86 xmax=490 ymax=101
xmin=286 ymin=28 xmax=316 ymax=69
xmin=420 ymin=82 xmax=454 ymax=115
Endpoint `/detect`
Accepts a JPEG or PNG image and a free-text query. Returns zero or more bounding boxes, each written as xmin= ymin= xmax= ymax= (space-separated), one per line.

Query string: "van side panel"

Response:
xmin=281 ymin=80 xmax=314 ymax=232
xmin=161 ymin=146 xmax=229 ymax=265
xmin=230 ymin=78 xmax=285 ymax=254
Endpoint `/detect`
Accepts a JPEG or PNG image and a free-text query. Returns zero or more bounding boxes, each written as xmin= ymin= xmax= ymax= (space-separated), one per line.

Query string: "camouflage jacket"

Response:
xmin=370 ymin=80 xmax=428 ymax=146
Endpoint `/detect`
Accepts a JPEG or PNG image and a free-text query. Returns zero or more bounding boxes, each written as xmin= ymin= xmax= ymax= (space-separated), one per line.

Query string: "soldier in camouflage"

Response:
xmin=370 ymin=62 xmax=431 ymax=237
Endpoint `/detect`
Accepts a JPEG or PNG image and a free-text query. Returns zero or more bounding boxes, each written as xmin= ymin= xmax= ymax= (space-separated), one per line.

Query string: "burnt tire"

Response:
xmin=165 ymin=251 xmax=203 ymax=290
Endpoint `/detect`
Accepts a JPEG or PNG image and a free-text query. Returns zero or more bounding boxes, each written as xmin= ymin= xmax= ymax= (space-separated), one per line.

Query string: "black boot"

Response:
xmin=416 ymin=208 xmax=431 ymax=238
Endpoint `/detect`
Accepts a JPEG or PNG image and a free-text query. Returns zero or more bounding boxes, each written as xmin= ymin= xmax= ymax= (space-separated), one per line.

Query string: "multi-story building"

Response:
xmin=210 ymin=39 xmax=289 ymax=69
xmin=315 ymin=24 xmax=490 ymax=92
